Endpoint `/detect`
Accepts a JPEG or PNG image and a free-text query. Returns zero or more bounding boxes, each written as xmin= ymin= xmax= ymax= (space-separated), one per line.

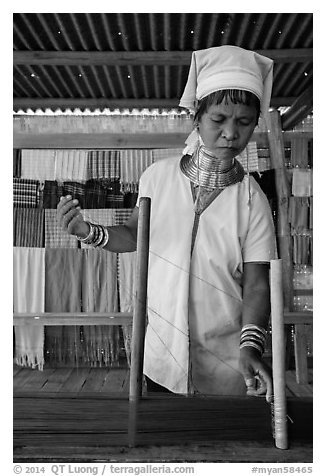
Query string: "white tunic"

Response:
xmin=137 ymin=156 xmax=276 ymax=395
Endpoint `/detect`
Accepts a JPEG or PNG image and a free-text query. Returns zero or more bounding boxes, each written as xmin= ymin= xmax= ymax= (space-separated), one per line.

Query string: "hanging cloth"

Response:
xmin=117 ymin=251 xmax=137 ymax=366
xmin=120 ymin=149 xmax=154 ymax=193
xmin=13 ymin=208 xmax=44 ymax=247
xmin=81 ymin=248 xmax=120 ymax=367
xmin=292 ymin=168 xmax=313 ymax=197
xmin=54 ymin=149 xmax=88 ymax=182
xmin=152 ymin=148 xmax=183 ymax=162
xmin=41 ymin=181 xmax=59 ymax=209
xmin=236 ymin=141 xmax=259 ymax=172
xmin=45 ymin=249 xmax=84 ymax=366
xmin=44 ymin=209 xmax=79 ymax=248
xmin=87 ymin=150 xmax=121 ymax=180
xmin=13 ymin=178 xmax=40 ymax=208
xmin=62 ymin=181 xmax=86 ymax=208
xmin=21 ymin=149 xmax=56 ymax=181
xmin=13 ymin=149 xmax=22 ymax=178
xmin=13 ymin=247 xmax=45 ymax=370
xmin=85 ymin=179 xmax=124 ymax=208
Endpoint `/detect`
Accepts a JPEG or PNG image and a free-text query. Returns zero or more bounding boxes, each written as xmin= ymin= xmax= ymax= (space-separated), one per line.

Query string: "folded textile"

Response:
xmin=41 ymin=181 xmax=59 ymax=208
xmin=81 ymin=248 xmax=120 ymax=366
xmin=87 ymin=150 xmax=121 ymax=179
xmin=288 ymin=197 xmax=310 ymax=231
xmin=117 ymin=252 xmax=137 ymax=366
xmin=13 ymin=149 xmax=22 ymax=177
xmin=54 ymin=149 xmax=88 ymax=182
xmin=292 ymin=168 xmax=313 ymax=197
xmin=13 ymin=247 xmax=45 ymax=370
xmin=114 ymin=208 xmax=134 ymax=225
xmin=13 ymin=178 xmax=40 ymax=208
xmin=44 ymin=209 xmax=79 ymax=248
xmin=85 ymin=179 xmax=124 ymax=208
xmin=21 ymin=149 xmax=56 ymax=180
xmin=120 ymin=149 xmax=154 ymax=192
xmin=62 ymin=181 xmax=86 ymax=208
xmin=45 ymin=249 xmax=84 ymax=365
xmin=13 ymin=208 xmax=44 ymax=247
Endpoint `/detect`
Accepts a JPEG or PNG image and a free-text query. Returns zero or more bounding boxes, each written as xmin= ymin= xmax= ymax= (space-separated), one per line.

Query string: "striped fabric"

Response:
xmin=62 ymin=182 xmax=86 ymax=208
xmin=85 ymin=179 xmax=124 ymax=208
xmin=117 ymin=251 xmax=137 ymax=366
xmin=152 ymin=148 xmax=183 ymax=161
xmin=13 ymin=208 xmax=44 ymax=247
xmin=21 ymin=149 xmax=56 ymax=180
xmin=87 ymin=150 xmax=121 ymax=179
xmin=44 ymin=209 xmax=79 ymax=248
xmin=14 ymin=247 xmax=45 ymax=370
xmin=54 ymin=149 xmax=88 ymax=182
xmin=120 ymin=149 xmax=154 ymax=192
xmin=114 ymin=208 xmax=133 ymax=225
xmin=44 ymin=248 xmax=84 ymax=366
xmin=13 ymin=149 xmax=22 ymax=177
xmin=13 ymin=178 xmax=40 ymax=208
xmin=236 ymin=141 xmax=259 ymax=172
xmin=41 ymin=181 xmax=59 ymax=208
xmin=81 ymin=248 xmax=120 ymax=366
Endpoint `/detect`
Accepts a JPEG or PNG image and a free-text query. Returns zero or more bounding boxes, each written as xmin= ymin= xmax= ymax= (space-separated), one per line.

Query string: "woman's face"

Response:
xmin=197 ymin=99 xmax=257 ymax=161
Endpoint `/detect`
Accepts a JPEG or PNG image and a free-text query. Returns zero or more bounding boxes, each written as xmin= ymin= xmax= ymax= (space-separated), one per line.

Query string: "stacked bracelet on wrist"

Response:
xmin=239 ymin=324 xmax=267 ymax=356
xmin=76 ymin=222 xmax=110 ymax=249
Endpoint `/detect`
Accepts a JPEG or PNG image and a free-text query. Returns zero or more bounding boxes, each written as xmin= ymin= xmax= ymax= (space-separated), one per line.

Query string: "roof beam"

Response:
xmin=13 ymin=97 xmax=296 ymax=111
xmin=280 ymin=85 xmax=313 ymax=130
xmin=13 ymin=49 xmax=313 ymax=66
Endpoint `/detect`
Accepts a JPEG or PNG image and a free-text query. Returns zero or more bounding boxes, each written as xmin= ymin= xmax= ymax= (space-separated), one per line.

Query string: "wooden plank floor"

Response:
xmin=13 ymin=365 xmax=312 ymax=462
xmin=13 ymin=365 xmax=312 ymax=397
xmin=13 ymin=365 xmax=130 ymax=395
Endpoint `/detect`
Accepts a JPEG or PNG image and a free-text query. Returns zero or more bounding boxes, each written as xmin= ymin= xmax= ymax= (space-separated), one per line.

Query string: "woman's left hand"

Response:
xmin=239 ymin=346 xmax=273 ymax=403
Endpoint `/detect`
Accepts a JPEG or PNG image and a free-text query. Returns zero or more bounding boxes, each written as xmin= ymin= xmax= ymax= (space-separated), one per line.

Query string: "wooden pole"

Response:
xmin=270 ymin=259 xmax=288 ymax=450
xmin=128 ymin=197 xmax=151 ymax=447
xmin=266 ymin=109 xmax=293 ymax=312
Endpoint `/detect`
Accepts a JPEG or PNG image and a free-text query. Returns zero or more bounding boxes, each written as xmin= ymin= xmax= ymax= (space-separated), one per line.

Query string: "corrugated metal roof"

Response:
xmin=13 ymin=13 xmax=313 ymax=113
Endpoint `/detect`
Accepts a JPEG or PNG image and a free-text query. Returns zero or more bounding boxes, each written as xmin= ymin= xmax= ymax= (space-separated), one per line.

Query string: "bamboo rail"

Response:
xmin=128 ymin=197 xmax=151 ymax=447
xmin=13 ymin=312 xmax=132 ymax=326
xmin=270 ymin=259 xmax=288 ymax=450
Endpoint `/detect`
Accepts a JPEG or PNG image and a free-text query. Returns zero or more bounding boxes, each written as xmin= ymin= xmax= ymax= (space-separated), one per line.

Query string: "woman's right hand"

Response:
xmin=56 ymin=195 xmax=90 ymax=238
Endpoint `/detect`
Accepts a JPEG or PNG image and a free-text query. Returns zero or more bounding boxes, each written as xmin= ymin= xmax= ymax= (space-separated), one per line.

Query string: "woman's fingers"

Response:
xmin=57 ymin=196 xmax=80 ymax=228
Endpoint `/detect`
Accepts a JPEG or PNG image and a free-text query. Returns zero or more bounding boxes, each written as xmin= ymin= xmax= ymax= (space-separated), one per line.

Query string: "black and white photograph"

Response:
xmin=12 ymin=11 xmax=314 ymax=469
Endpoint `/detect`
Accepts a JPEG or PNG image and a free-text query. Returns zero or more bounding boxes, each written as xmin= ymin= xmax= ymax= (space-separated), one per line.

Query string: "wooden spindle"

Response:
xmin=270 ymin=259 xmax=288 ymax=450
xmin=128 ymin=197 xmax=151 ymax=447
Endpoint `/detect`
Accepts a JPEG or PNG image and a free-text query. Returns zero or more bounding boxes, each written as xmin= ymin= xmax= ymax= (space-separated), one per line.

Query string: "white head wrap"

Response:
xmin=179 ymin=45 xmax=274 ymax=118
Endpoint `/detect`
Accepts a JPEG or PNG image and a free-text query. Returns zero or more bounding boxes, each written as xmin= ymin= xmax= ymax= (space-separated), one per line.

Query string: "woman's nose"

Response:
xmin=221 ymin=122 xmax=238 ymax=141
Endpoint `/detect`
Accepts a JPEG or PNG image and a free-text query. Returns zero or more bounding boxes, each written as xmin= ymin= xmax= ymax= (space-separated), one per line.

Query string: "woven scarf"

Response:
xmin=13 ymin=247 xmax=45 ymax=370
xmin=45 ymin=249 xmax=84 ymax=366
xmin=120 ymin=149 xmax=154 ymax=193
xmin=81 ymin=248 xmax=120 ymax=367
xmin=87 ymin=150 xmax=121 ymax=180
xmin=13 ymin=149 xmax=22 ymax=177
xmin=21 ymin=149 xmax=56 ymax=180
xmin=117 ymin=251 xmax=137 ymax=367
xmin=13 ymin=208 xmax=44 ymax=247
xmin=13 ymin=178 xmax=40 ymax=208
xmin=85 ymin=179 xmax=124 ymax=208
xmin=54 ymin=149 xmax=88 ymax=182
xmin=44 ymin=209 xmax=79 ymax=248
